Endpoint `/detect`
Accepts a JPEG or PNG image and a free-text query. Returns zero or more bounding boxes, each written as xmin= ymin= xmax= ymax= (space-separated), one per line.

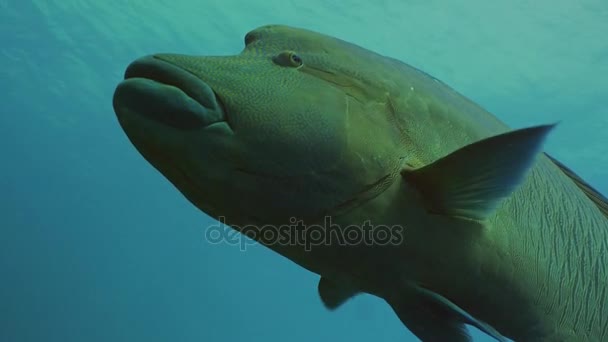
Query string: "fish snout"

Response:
xmin=113 ymin=55 xmax=225 ymax=130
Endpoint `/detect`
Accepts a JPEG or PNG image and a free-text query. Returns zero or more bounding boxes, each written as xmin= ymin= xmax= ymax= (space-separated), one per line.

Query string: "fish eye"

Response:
xmin=290 ymin=53 xmax=302 ymax=65
xmin=273 ymin=51 xmax=303 ymax=68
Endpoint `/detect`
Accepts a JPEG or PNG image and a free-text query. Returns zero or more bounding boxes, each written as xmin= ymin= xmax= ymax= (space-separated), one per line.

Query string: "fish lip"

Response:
xmin=123 ymin=55 xmax=227 ymax=126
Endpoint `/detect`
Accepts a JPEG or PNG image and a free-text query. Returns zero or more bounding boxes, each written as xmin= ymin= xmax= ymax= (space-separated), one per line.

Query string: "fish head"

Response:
xmin=113 ymin=25 xmax=406 ymax=227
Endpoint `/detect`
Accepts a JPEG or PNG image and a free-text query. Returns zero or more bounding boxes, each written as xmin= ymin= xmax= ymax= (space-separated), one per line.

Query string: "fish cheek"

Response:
xmin=244 ymin=96 xmax=349 ymax=175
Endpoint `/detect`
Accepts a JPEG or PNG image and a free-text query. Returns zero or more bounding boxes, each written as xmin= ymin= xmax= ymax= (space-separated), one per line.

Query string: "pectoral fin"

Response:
xmin=388 ymin=284 xmax=507 ymax=342
xmin=318 ymin=276 xmax=360 ymax=310
xmin=402 ymin=124 xmax=555 ymax=220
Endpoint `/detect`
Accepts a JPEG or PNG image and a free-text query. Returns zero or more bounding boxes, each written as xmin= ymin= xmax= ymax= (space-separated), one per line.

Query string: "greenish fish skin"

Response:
xmin=113 ymin=25 xmax=608 ymax=341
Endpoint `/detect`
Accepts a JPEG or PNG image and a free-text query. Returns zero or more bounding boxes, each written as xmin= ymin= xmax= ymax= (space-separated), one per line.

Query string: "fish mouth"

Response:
xmin=113 ymin=55 xmax=226 ymax=130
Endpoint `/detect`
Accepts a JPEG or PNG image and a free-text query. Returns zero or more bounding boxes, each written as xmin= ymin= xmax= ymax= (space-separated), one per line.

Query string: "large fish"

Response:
xmin=112 ymin=25 xmax=608 ymax=341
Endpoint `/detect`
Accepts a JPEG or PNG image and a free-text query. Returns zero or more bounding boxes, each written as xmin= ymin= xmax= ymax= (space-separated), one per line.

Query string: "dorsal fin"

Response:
xmin=545 ymin=153 xmax=608 ymax=218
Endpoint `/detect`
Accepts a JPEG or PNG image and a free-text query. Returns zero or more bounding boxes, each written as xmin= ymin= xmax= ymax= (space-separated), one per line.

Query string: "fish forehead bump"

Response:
xmin=244 ymin=25 xmax=329 ymax=44
xmin=242 ymin=25 xmax=368 ymax=57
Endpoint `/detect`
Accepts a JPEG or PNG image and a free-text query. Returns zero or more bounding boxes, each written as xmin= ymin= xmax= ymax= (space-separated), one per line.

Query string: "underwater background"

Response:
xmin=1 ymin=1 xmax=607 ymax=341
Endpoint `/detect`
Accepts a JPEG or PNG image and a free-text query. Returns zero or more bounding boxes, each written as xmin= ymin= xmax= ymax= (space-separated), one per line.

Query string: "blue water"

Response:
xmin=1 ymin=1 xmax=606 ymax=341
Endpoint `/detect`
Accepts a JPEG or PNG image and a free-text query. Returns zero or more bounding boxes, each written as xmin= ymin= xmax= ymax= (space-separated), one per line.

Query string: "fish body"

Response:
xmin=113 ymin=25 xmax=608 ymax=341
